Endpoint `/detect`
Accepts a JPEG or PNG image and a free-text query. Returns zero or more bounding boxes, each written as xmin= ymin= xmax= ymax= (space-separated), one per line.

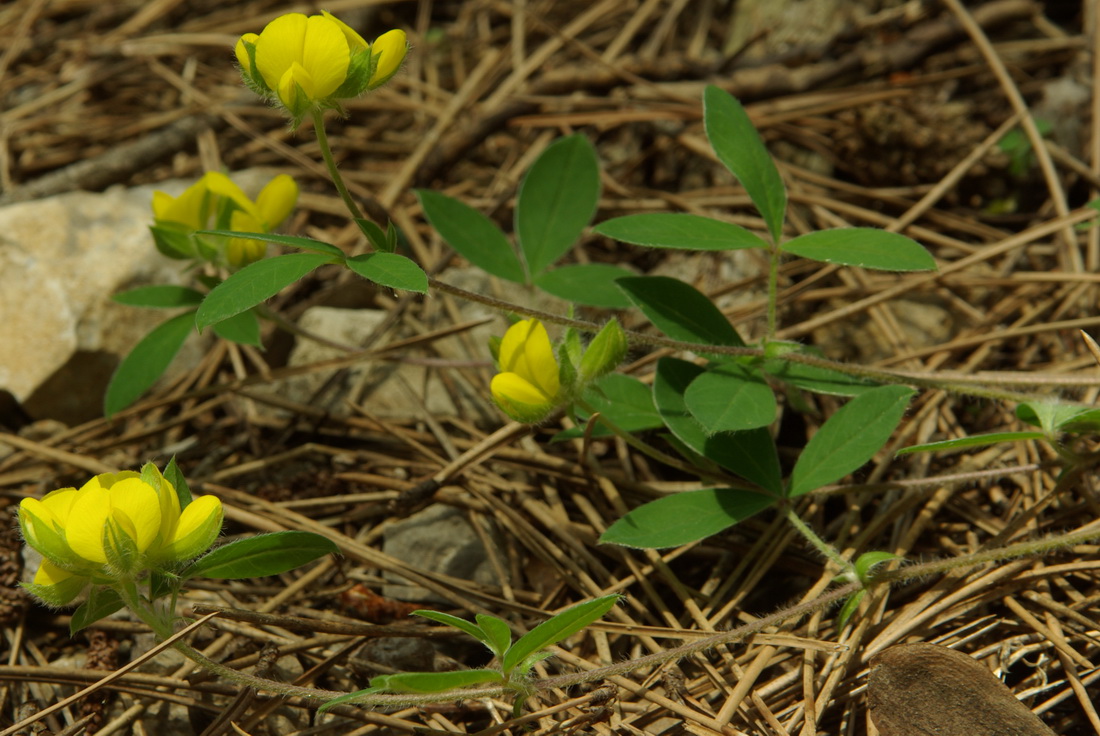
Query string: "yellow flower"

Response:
xmin=367 ymin=29 xmax=408 ymax=89
xmin=18 ymin=465 xmax=223 ymax=604
xmin=236 ymin=12 xmax=407 ymax=120
xmin=491 ymin=319 xmax=561 ymax=422
xmin=151 ymin=171 xmax=298 ymax=267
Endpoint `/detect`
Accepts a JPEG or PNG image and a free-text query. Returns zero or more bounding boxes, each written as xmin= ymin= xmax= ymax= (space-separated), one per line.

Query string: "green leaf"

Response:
xmin=149 ymin=224 xmax=197 ymax=259
xmin=516 ymin=135 xmax=601 ymax=275
xmin=618 ymin=276 xmax=744 ymax=347
xmin=1016 ymin=402 xmax=1100 ymax=434
xmin=183 ymin=531 xmax=338 ymax=579
xmin=212 ymin=309 xmax=262 ymax=347
xmin=475 ymin=614 xmax=513 ymax=657
xmin=197 ymin=230 xmax=344 ymax=258
xmin=897 ymin=431 xmax=1048 ymax=456
xmin=553 ymin=374 xmax=663 ymax=441
xmin=653 ymin=358 xmax=783 ymax=494
xmin=780 ymin=229 xmax=936 ymax=272
xmin=354 ymin=218 xmax=393 ymax=253
xmin=684 ymin=364 xmax=776 ymax=433
xmin=104 ymin=311 xmax=195 ymax=416
xmin=593 ymin=213 xmax=768 ymax=251
xmin=600 ymin=488 xmax=775 ymax=548
xmin=164 ymin=456 xmax=193 ymax=509
xmin=417 ymin=189 xmax=525 ymax=282
xmin=113 ymin=285 xmax=204 ymax=309
xmin=195 ymin=252 xmax=334 ymax=331
xmin=534 ymin=264 xmax=635 ymax=308
xmin=346 ymin=252 xmax=428 ymax=293
xmin=852 ymin=550 xmax=901 ymax=582
xmin=836 ymin=590 xmax=865 ymax=631
xmin=502 ymin=594 xmax=620 ymax=674
xmin=413 ymin=610 xmax=490 ymax=645
xmin=704 ymin=85 xmax=787 ymax=244
xmin=762 ymin=359 xmax=880 ymax=396
xmin=70 ymin=587 xmax=124 ymax=635
xmin=787 ymin=385 xmax=915 ymax=498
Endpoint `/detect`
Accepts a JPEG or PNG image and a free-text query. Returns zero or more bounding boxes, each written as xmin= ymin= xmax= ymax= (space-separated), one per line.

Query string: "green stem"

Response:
xmin=765 ymin=242 xmax=780 ymax=342
xmin=311 ymin=109 xmax=366 ymax=224
xmin=427 ymin=276 xmax=1065 ymax=407
xmin=783 ymin=505 xmax=853 ymax=574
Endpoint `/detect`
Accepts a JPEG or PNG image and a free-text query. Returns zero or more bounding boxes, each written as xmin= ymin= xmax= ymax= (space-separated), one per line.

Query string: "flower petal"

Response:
xmin=34 ymin=558 xmax=76 ymax=586
xmin=321 ymin=11 xmax=369 ymax=53
xmin=235 ymin=33 xmax=259 ymax=73
xmin=107 ymin=478 xmax=162 ymax=554
xmin=491 ymin=372 xmax=552 ymax=406
xmin=255 ymin=174 xmax=298 ymax=229
xmin=255 ymin=13 xmax=308 ymax=94
xmin=368 ymin=29 xmax=407 ymax=89
xmin=40 ymin=488 xmax=79 ymax=525
xmin=163 ymin=495 xmax=224 ymax=562
xmin=300 ymin=14 xmax=350 ymax=100
xmin=66 ymin=485 xmax=111 ymax=564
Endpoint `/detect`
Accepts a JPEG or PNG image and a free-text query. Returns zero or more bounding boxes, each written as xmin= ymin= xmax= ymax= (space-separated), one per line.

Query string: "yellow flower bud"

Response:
xmin=367 ymin=29 xmax=408 ymax=89
xmin=491 ymin=319 xmax=561 ymax=422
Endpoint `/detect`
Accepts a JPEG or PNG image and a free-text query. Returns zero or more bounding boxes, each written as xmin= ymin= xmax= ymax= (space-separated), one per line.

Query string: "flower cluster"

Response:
xmin=235 ymin=11 xmax=407 ymax=123
xmin=151 ymin=171 xmax=297 ymax=268
xmin=19 ymin=464 xmax=223 ymax=606
xmin=491 ymin=318 xmax=626 ymax=423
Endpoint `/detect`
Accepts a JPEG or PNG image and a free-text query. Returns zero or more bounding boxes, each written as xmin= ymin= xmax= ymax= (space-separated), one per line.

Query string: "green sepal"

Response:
xmin=21 ymin=574 xmax=90 ymax=608
xmin=334 ymin=48 xmax=372 ymax=98
xmin=557 ymin=329 xmax=582 ymax=394
xmin=70 ymin=586 xmax=125 ymax=635
xmin=18 ymin=505 xmax=79 ymax=569
xmin=164 ymin=456 xmax=193 ymax=509
xmin=579 ymin=319 xmax=627 ymax=382
xmin=836 ymin=590 xmax=865 ymax=632
xmin=103 ymin=517 xmax=139 ymax=576
xmin=149 ymin=224 xmax=197 ymax=260
xmin=237 ymin=39 xmax=269 ymax=94
xmin=488 ymin=335 xmax=503 ymax=365
xmin=494 ymin=395 xmax=556 ymax=424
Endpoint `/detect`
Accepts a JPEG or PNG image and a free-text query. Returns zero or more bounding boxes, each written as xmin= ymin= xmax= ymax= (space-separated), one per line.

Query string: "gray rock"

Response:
xmin=382 ymin=504 xmax=505 ymax=603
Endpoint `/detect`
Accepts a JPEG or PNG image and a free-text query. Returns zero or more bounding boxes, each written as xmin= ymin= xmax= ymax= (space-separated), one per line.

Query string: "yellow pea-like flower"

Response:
xmin=18 ymin=465 xmax=224 ymax=605
xmin=491 ymin=319 xmax=562 ymax=423
xmin=236 ymin=12 xmax=407 ymax=121
xmin=151 ymin=172 xmax=298 ymax=268
xmin=367 ymin=29 xmax=408 ymax=89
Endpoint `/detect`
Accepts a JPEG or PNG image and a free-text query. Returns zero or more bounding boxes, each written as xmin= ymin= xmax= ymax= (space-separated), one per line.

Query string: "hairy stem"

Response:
xmin=311 ymin=109 xmax=367 ymax=225
xmin=783 ymin=505 xmax=853 ymax=574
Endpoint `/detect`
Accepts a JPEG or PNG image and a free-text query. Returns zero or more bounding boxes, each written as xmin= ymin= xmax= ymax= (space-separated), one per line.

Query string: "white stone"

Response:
xmin=0 ymin=171 xmax=271 ymax=412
